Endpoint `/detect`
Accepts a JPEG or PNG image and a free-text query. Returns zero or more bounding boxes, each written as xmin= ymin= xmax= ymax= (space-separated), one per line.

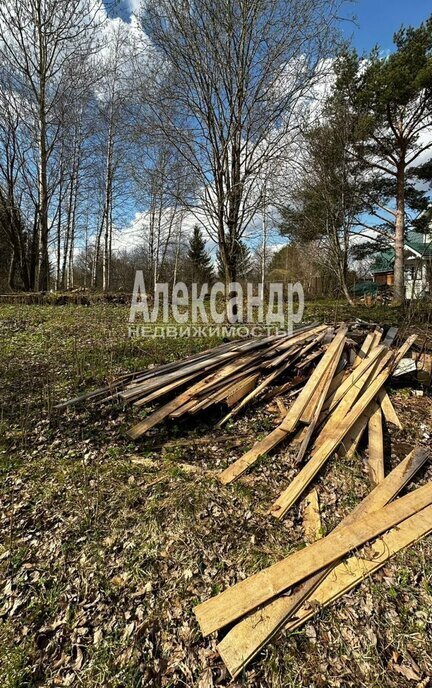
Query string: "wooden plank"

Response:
xmin=323 ymin=345 xmax=385 ymax=413
xmin=303 ymin=489 xmax=322 ymax=543
xmin=194 ymin=481 xmax=432 ymax=636
xmin=382 ymin=326 xmax=398 ymax=347
xmin=218 ymin=502 xmax=432 ymax=677
xmin=273 ymin=325 xmax=328 ymax=352
xmin=340 ymin=401 xmax=377 ymax=459
xmin=263 ymin=375 xmax=306 ymax=400
xmin=226 ymin=374 xmax=260 ymax=407
xmin=121 ymin=349 xmax=241 ymax=400
xmin=265 ymin=329 xmax=327 ymax=368
xmin=270 ymin=337 xmax=417 ymax=514
xmin=352 ymin=331 xmax=375 ymax=368
xmin=295 ymin=336 xmax=345 ymax=462
xmin=296 ymin=347 xmax=326 ymax=370
xmin=128 ymin=349 xmax=268 ymax=438
xmin=378 ymin=389 xmax=403 ymax=429
xmin=368 ymin=406 xmax=385 ymax=486
xmin=186 ymin=370 xmax=259 ymax=413
xmin=370 ymin=327 xmax=383 ymax=348
xmin=280 ymin=328 xmax=347 ymax=433
xmin=218 ymin=330 xmax=346 ymax=485
xmin=217 ymin=360 xmax=291 ymax=426
xmin=300 ymin=338 xmax=344 ymax=424
xmin=125 ymin=334 xmax=287 ymax=400
xmin=217 ymin=449 xmax=430 ymax=675
xmin=285 ymin=504 xmax=432 ymax=630
xmin=315 ymin=349 xmax=391 ymax=450
xmin=133 ymin=370 xmax=204 ymax=407
xmin=238 ymin=445 xmax=429 ymax=660
xmin=269 ymin=365 xmax=397 ymax=519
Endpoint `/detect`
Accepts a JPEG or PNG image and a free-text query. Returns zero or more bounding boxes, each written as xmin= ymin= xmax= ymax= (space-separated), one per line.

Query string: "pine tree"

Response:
xmin=187 ymin=225 xmax=214 ymax=284
xmin=338 ymin=18 xmax=432 ymax=303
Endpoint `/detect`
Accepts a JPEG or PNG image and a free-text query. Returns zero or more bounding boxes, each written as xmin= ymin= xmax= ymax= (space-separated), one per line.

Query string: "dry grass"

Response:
xmin=0 ymin=303 xmax=431 ymax=687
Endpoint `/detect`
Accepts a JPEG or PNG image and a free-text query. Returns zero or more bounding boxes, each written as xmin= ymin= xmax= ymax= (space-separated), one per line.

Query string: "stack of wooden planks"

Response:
xmin=195 ymin=447 xmax=432 ymax=677
xmin=55 ymin=323 xmax=346 ymax=436
xmin=218 ymin=326 xmax=416 ymax=521
xmin=56 ymin=326 xmax=418 ymax=476
xmin=55 ymin=323 xmax=430 ymax=675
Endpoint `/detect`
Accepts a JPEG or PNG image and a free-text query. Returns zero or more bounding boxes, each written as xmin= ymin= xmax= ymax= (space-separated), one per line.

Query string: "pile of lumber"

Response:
xmin=55 ymin=323 xmax=345 ymax=436
xmin=195 ymin=447 xmax=431 ymax=677
xmin=56 ymin=323 xmax=431 ymax=674
xmin=218 ymin=326 xmax=416 ymax=517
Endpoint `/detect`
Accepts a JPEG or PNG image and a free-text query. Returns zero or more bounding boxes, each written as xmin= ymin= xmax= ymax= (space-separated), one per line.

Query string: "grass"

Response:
xmin=0 ymin=301 xmax=431 ymax=687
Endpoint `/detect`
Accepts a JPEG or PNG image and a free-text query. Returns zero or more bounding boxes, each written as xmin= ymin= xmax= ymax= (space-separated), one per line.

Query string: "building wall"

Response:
xmin=373 ymin=272 xmax=394 ymax=286
xmin=405 ymin=259 xmax=429 ymax=299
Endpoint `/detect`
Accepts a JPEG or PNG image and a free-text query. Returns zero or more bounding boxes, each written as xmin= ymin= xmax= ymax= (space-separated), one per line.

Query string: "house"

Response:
xmin=371 ymin=231 xmax=432 ymax=299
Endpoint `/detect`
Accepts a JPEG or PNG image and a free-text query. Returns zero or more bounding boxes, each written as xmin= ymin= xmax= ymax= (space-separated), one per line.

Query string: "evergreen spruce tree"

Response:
xmin=187 ymin=225 xmax=214 ymax=284
xmin=217 ymin=240 xmax=253 ymax=280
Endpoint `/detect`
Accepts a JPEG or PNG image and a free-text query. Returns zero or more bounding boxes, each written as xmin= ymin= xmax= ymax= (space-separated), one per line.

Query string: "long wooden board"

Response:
xmin=340 ymin=401 xmax=377 ymax=459
xmin=194 ymin=481 xmax=432 ymax=636
xmin=217 ymin=359 xmax=291 ymax=426
xmin=218 ymin=329 xmax=347 ymax=484
xmin=269 ymin=365 xmax=395 ymax=519
xmin=269 ymin=335 xmax=417 ymax=518
xmin=314 ymin=349 xmax=391 ymax=451
xmin=368 ymin=406 xmax=385 ymax=486
xmin=128 ymin=348 xmax=269 ymax=438
xmin=280 ymin=328 xmax=348 ymax=433
xmin=218 ymin=502 xmax=432 ymax=676
xmin=323 ymin=345 xmax=385 ymax=414
xmin=217 ymin=449 xmax=430 ymax=674
xmin=295 ymin=336 xmax=345 ymax=462
xmin=217 ymin=447 xmax=430 ymax=671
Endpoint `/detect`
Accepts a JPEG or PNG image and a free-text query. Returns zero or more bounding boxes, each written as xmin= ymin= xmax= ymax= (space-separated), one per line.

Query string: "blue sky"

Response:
xmin=108 ymin=0 xmax=432 ymax=54
xmin=342 ymin=0 xmax=431 ymax=53
xmin=105 ymin=0 xmax=432 ymax=252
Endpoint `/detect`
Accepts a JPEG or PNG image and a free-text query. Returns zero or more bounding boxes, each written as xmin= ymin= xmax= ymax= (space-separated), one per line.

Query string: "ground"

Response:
xmin=0 ymin=302 xmax=431 ymax=688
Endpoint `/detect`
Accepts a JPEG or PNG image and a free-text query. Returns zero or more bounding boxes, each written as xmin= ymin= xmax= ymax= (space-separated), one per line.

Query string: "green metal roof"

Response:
xmin=371 ymin=250 xmax=394 ymax=273
xmin=371 ymin=231 xmax=432 ymax=274
xmin=405 ymin=231 xmax=432 ymax=258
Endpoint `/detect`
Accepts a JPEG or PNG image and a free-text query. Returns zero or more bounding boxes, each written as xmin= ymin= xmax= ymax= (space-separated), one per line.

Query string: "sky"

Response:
xmin=109 ymin=0 xmax=432 ymax=53
xmin=342 ymin=0 xmax=431 ymax=53
xmin=104 ymin=0 xmax=432 ymax=255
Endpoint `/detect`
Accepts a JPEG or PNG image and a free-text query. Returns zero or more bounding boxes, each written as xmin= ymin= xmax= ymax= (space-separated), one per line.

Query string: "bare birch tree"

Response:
xmin=141 ymin=0 xmax=343 ymax=299
xmin=0 ymin=0 xmax=102 ymax=290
